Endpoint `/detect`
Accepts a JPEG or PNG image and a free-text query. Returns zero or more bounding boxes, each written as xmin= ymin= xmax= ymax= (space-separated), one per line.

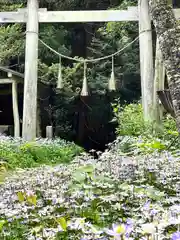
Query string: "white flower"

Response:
xmin=141 ymin=223 xmax=156 ymax=234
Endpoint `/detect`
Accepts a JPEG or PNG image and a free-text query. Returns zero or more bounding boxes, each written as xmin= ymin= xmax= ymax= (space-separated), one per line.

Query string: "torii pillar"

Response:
xmin=22 ymin=0 xmax=39 ymax=141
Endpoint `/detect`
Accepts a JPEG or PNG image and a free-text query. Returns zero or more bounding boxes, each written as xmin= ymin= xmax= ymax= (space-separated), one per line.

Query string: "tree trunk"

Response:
xmin=149 ymin=0 xmax=180 ymax=132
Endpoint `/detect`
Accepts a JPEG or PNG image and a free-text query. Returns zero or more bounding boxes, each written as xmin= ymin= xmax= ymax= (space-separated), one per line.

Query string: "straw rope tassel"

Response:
xmin=80 ymin=61 xmax=89 ymax=96
xmin=108 ymin=56 xmax=116 ymax=91
xmin=57 ymin=56 xmax=63 ymax=89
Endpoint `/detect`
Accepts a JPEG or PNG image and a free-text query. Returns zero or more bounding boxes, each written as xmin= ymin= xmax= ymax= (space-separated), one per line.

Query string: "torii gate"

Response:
xmin=0 ymin=0 xmax=180 ymax=141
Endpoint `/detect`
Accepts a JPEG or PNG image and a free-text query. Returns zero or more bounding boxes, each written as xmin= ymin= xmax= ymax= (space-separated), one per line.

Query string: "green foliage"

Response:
xmin=112 ymin=103 xmax=179 ymax=154
xmin=39 ymin=24 xmax=71 ymax=66
xmin=38 ymin=60 xmax=85 ymax=90
xmin=162 ymin=114 xmax=177 ymax=138
xmin=0 ymin=24 xmax=24 ymax=64
xmin=0 ymin=139 xmax=83 ymax=169
xmin=114 ymin=103 xmax=177 ymax=137
xmin=88 ymin=0 xmax=140 ymax=96
xmin=113 ymin=103 xmax=155 ymax=136
xmin=0 ymin=161 xmax=8 ymax=183
xmin=133 ymin=139 xmax=167 ymax=154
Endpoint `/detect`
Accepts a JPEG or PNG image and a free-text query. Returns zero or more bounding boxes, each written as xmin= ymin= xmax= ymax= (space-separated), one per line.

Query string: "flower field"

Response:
xmin=0 ymin=137 xmax=179 ymax=239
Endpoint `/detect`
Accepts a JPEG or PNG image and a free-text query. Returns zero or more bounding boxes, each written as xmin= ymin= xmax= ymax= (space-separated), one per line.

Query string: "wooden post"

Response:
xmin=153 ymin=38 xmax=165 ymax=123
xmin=138 ymin=0 xmax=154 ymax=121
xmin=46 ymin=126 xmax=53 ymax=139
xmin=36 ymin=97 xmax=41 ymax=137
xmin=22 ymin=0 xmax=39 ymax=141
xmin=12 ymin=81 xmax=20 ymax=137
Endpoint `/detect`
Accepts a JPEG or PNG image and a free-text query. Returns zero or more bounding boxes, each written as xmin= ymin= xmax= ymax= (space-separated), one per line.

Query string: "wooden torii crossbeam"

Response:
xmin=0 ymin=7 xmax=180 ymax=22
xmin=0 ymin=0 xmax=180 ymax=141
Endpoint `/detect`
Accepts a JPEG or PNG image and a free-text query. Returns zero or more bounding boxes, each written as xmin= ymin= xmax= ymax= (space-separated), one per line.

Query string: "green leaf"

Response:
xmin=56 ymin=217 xmax=67 ymax=231
xmin=167 ymin=130 xmax=178 ymax=136
xmin=0 ymin=220 xmax=6 ymax=231
xmin=76 ymin=164 xmax=94 ymax=173
xmin=31 ymin=225 xmax=43 ymax=234
xmin=0 ymin=164 xmax=8 ymax=184
xmin=92 ymin=175 xmax=112 ymax=183
xmin=151 ymin=141 xmax=166 ymax=150
xmin=0 ymin=172 xmax=6 ymax=184
xmin=72 ymin=172 xmax=86 ymax=182
xmin=134 ymin=187 xmax=145 ymax=193
xmin=27 ymin=195 xmax=37 ymax=206
xmin=146 ymin=188 xmax=165 ymax=200
xmin=17 ymin=191 xmax=25 ymax=202
xmin=120 ymin=183 xmax=130 ymax=190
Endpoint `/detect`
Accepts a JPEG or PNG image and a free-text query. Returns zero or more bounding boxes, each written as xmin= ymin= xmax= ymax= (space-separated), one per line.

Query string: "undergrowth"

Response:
xmin=0 ymin=137 xmax=83 ymax=169
xmin=112 ymin=103 xmax=179 ymax=155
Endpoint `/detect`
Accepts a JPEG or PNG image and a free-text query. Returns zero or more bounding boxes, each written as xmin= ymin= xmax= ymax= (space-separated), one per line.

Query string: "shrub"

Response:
xmin=112 ymin=103 xmax=179 ymax=154
xmin=113 ymin=103 xmax=177 ymax=137
xmin=113 ymin=103 xmax=152 ymax=136
xmin=0 ymin=137 xmax=83 ymax=169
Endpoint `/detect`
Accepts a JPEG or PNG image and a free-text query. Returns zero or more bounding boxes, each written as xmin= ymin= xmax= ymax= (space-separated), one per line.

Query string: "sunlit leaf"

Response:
xmin=27 ymin=195 xmax=37 ymax=206
xmin=72 ymin=172 xmax=86 ymax=182
xmin=76 ymin=164 xmax=94 ymax=173
xmin=0 ymin=220 xmax=6 ymax=231
xmin=17 ymin=191 xmax=25 ymax=202
xmin=31 ymin=225 xmax=43 ymax=234
xmin=56 ymin=217 xmax=67 ymax=231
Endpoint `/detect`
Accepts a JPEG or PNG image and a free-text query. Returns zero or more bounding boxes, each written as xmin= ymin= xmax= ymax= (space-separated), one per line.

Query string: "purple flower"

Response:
xmin=143 ymin=200 xmax=150 ymax=210
xmin=7 ymin=218 xmax=13 ymax=223
xmin=150 ymin=209 xmax=159 ymax=216
xmin=126 ymin=218 xmax=133 ymax=226
xmin=26 ymin=190 xmax=34 ymax=196
xmin=125 ymin=219 xmax=133 ymax=237
xmin=172 ymin=231 xmax=180 ymax=240
xmin=105 ymin=221 xmax=133 ymax=239
xmin=105 ymin=223 xmax=126 ymax=239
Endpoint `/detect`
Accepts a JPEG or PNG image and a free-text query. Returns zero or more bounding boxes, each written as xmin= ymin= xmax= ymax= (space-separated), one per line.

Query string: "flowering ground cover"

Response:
xmin=0 ymin=136 xmax=179 ymax=240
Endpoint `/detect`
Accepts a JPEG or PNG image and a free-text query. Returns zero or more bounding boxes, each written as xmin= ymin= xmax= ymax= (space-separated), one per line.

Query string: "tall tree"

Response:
xmin=149 ymin=0 xmax=180 ymax=132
